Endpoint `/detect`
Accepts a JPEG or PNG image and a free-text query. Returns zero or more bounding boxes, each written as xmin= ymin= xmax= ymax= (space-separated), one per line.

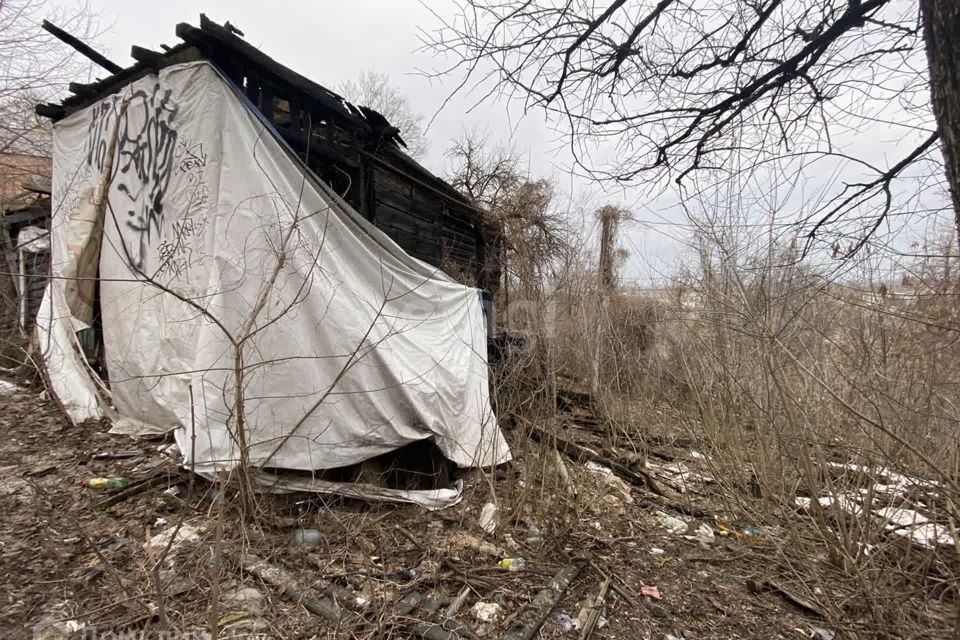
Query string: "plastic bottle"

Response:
xmin=291 ymin=529 xmax=322 ymax=547
xmin=497 ymin=557 xmax=526 ymax=571
xmin=85 ymin=477 xmax=129 ymax=490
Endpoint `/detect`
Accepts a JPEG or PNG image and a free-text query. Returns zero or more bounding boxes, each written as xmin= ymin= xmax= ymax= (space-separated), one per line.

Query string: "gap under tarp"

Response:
xmin=38 ymin=61 xmax=509 ymax=508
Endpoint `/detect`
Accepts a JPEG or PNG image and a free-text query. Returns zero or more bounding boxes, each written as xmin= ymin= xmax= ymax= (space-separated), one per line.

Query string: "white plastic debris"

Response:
xmin=223 ymin=587 xmax=266 ymax=614
xmin=687 ymin=523 xmax=715 ymax=545
xmin=553 ymin=611 xmax=575 ymax=633
xmin=874 ymin=506 xmax=956 ymax=548
xmin=584 ymin=461 xmax=634 ymax=503
xmin=471 ymin=601 xmax=503 ymax=623
xmin=0 ymin=379 xmax=25 ymax=395
xmin=144 ymin=523 xmax=200 ymax=555
xmin=32 ymin=615 xmax=87 ymax=640
xmin=479 ymin=502 xmax=498 ymax=534
xmin=157 ymin=442 xmax=181 ymax=458
xmin=655 ymin=511 xmax=688 ymax=535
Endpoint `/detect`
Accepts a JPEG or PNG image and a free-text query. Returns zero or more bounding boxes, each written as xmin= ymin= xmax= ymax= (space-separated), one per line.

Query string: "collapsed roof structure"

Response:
xmin=36 ymin=15 xmax=509 ymax=507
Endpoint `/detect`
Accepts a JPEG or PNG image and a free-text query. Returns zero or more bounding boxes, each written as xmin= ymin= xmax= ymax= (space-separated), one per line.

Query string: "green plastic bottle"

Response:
xmin=85 ymin=477 xmax=130 ymax=490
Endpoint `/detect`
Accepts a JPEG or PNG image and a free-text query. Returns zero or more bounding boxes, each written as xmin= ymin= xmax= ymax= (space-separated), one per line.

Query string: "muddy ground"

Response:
xmin=0 ymin=385 xmax=829 ymax=640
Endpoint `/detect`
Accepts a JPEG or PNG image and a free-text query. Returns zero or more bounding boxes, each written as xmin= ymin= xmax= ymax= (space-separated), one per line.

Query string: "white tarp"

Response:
xmin=41 ymin=62 xmax=509 ymax=506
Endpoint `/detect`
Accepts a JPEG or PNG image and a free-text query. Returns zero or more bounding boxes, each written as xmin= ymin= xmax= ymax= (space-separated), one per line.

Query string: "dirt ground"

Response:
xmin=0 ymin=384 xmax=827 ymax=640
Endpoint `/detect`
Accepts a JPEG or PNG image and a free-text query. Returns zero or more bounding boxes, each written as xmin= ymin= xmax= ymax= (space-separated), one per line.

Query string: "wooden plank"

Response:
xmin=43 ymin=20 xmax=122 ymax=74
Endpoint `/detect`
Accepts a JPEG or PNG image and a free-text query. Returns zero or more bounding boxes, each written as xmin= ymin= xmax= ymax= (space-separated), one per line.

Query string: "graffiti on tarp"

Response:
xmin=175 ymin=138 xmax=207 ymax=173
xmin=152 ymin=135 xmax=211 ymax=283
xmin=155 ymin=217 xmax=201 ymax=280
xmin=84 ymin=84 xmax=180 ymax=271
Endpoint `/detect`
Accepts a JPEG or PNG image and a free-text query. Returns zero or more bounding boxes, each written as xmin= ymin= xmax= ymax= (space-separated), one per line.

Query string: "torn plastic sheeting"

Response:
xmin=253 ymin=472 xmax=465 ymax=510
xmin=873 ymin=506 xmax=956 ymax=549
xmin=825 ymin=462 xmax=940 ymax=493
xmin=45 ymin=61 xmax=510 ymax=502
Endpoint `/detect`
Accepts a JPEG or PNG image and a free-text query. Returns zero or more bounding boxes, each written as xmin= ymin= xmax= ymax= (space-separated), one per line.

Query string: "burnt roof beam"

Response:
xmin=42 ymin=20 xmax=123 ymax=74
xmin=175 ymin=15 xmax=367 ymax=133
xmin=130 ymin=45 xmax=166 ymax=69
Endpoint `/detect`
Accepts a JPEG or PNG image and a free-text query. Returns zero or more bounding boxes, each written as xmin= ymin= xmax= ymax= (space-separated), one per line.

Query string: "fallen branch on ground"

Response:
xmin=526 ymin=423 xmax=710 ymax=518
xmin=502 ymin=559 xmax=586 ymax=640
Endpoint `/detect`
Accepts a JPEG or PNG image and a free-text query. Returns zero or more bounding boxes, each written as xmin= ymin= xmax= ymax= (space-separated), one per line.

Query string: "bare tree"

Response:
xmin=446 ymin=134 xmax=571 ymax=318
xmin=338 ymin=71 xmax=428 ymax=159
xmin=424 ymin=1 xmax=957 ymax=254
xmin=0 ymin=0 xmax=99 ymax=155
xmin=920 ymin=0 xmax=960 ymax=244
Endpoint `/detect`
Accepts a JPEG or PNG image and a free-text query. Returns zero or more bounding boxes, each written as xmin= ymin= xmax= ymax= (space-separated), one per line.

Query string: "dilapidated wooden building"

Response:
xmin=38 ymin=15 xmax=500 ymax=310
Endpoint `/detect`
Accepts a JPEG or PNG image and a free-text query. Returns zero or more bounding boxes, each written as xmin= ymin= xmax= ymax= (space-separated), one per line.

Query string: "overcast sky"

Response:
xmin=74 ymin=1 xmax=948 ymax=285
xmin=78 ymin=0 xmax=685 ymax=284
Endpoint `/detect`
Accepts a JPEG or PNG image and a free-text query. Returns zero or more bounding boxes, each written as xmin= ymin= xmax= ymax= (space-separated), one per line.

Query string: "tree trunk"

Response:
xmin=920 ymin=0 xmax=960 ymax=248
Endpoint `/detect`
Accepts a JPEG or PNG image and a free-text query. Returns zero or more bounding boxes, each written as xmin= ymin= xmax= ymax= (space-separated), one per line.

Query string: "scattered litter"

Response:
xmin=220 ymin=616 xmax=269 ymax=634
xmin=640 ymin=584 xmax=662 ymax=600
xmin=223 ymin=586 xmax=266 ymax=614
xmin=585 ymin=461 xmax=634 ymax=503
xmin=291 ymin=529 xmax=322 ymax=547
xmin=32 ymin=616 xmax=87 ymax=640
xmin=553 ymin=611 xmax=575 ymax=633
xmin=471 ymin=601 xmax=503 ymax=623
xmin=0 ymin=379 xmax=25 ymax=395
xmin=449 ymin=531 xmax=505 ymax=557
xmin=716 ymin=522 xmax=765 ymax=539
xmin=807 ymin=627 xmax=836 ymax=640
xmin=217 ymin=612 xmax=249 ymax=627
xmin=574 ymin=599 xmax=593 ymax=631
xmin=656 ymin=511 xmax=688 ymax=535
xmin=92 ymin=450 xmax=140 ymax=460
xmin=686 ymin=523 xmax=715 ymax=545
xmin=795 ymin=474 xmax=956 ymax=549
xmin=649 ymin=547 xmax=665 ymax=555
xmin=479 ymin=502 xmax=498 ymax=534
xmin=154 ymin=517 xmax=168 ymax=528
xmin=157 ymin=442 xmax=180 ymax=458
xmin=84 ymin=477 xmax=129 ymax=490
xmin=648 ymin=459 xmax=714 ymax=492
xmin=144 ymin=523 xmax=200 ymax=555
xmin=689 ymin=450 xmax=707 ymax=461
xmin=497 ymin=557 xmax=526 ymax=571
xmin=874 ymin=506 xmax=956 ymax=548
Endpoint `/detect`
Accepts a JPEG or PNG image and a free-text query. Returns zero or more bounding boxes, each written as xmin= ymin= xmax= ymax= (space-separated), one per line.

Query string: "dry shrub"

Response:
xmin=637 ymin=233 xmax=960 ymax=636
xmin=493 ymin=209 xmax=959 ymax=634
